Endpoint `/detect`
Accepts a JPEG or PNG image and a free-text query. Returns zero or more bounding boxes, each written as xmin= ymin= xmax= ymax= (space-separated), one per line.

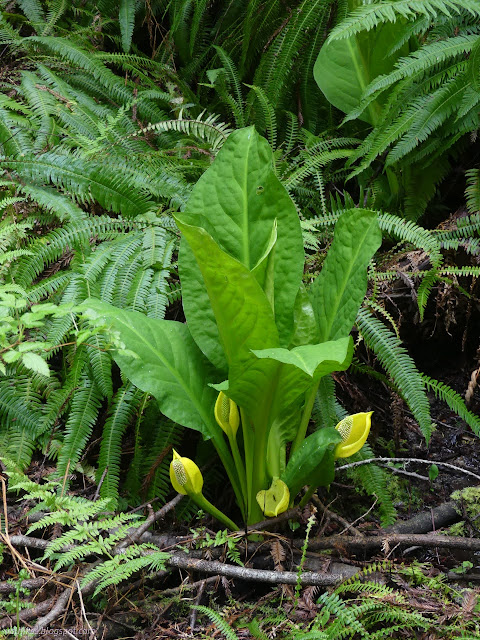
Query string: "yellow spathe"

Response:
xmin=214 ymin=391 xmax=240 ymax=438
xmin=256 ymin=477 xmax=290 ymax=517
xmin=169 ymin=449 xmax=204 ymax=495
xmin=334 ymin=411 xmax=373 ymax=458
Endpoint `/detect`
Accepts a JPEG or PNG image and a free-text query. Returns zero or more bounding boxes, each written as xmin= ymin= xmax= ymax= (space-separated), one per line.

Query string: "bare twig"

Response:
xmin=312 ymin=496 xmax=364 ymax=537
xmin=93 ymin=467 xmax=108 ymax=501
xmin=76 ymin=580 xmax=97 ymax=639
xmin=246 ymin=507 xmax=300 ymax=533
xmin=189 ymin=579 xmax=206 ymax=630
xmin=339 ymin=497 xmax=378 ymax=535
xmin=337 ymin=457 xmax=480 ymax=481
xmin=116 ymin=493 xmax=184 ymax=550
xmin=160 ymin=575 xmax=220 ymax=597
xmin=377 ymin=464 xmax=429 ymax=482
xmin=1 ymin=477 xmax=31 ymax=573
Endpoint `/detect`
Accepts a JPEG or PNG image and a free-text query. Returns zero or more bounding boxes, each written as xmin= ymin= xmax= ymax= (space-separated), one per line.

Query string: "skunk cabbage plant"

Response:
xmin=81 ymin=127 xmax=381 ymax=526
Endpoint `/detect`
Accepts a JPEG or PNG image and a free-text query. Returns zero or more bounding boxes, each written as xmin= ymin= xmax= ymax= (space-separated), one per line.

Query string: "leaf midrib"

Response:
xmin=115 ymin=315 xmax=214 ymax=431
xmin=321 ymin=218 xmax=376 ymax=341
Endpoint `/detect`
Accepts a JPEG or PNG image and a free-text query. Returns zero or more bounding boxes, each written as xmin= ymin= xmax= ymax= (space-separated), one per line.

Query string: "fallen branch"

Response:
xmin=0 ymin=576 xmax=48 ymax=594
xmin=386 ymin=501 xmax=459 ymax=534
xmin=167 ymin=552 xmax=347 ymax=586
xmin=30 ymin=586 xmax=74 ymax=634
xmin=307 ymin=533 xmax=480 ymax=552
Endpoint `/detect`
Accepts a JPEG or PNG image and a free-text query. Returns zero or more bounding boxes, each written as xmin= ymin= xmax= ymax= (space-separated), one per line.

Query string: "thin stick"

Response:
xmin=336 ymin=457 xmax=480 ymax=481
xmin=93 ymin=467 xmax=108 ymax=501
xmin=311 ymin=496 xmax=364 ymax=537
xmin=60 ymin=459 xmax=70 ymax=498
xmin=116 ymin=493 xmax=183 ymax=550
xmin=160 ymin=575 xmax=220 ymax=597
xmin=246 ymin=507 xmax=300 ymax=533
xmin=377 ymin=464 xmax=429 ymax=482
xmin=339 ymin=497 xmax=378 ymax=535
xmin=189 ymin=579 xmax=206 ymax=630
xmin=76 ymin=580 xmax=97 ymax=639
xmin=0 ymin=476 xmax=31 ymax=573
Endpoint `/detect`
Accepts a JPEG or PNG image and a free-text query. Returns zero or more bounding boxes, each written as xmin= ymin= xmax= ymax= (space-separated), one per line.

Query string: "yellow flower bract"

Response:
xmin=214 ymin=391 xmax=240 ymax=438
xmin=256 ymin=477 xmax=290 ymax=517
xmin=169 ymin=449 xmax=204 ymax=495
xmin=334 ymin=411 xmax=373 ymax=458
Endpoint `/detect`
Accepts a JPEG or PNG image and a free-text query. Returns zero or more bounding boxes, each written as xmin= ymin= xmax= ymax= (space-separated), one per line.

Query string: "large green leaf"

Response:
xmin=311 ymin=209 xmax=382 ymax=343
xmin=79 ymin=299 xmax=218 ymax=439
xmin=252 ymin=336 xmax=353 ymax=381
xmin=228 ymin=337 xmax=352 ymax=436
xmin=179 ymin=126 xmax=303 ymax=368
xmin=281 ymin=427 xmax=342 ymax=498
xmin=314 ymin=22 xmax=407 ymax=125
xmin=175 ymin=219 xmax=279 ymax=369
xmin=289 ymin=284 xmax=319 ymax=347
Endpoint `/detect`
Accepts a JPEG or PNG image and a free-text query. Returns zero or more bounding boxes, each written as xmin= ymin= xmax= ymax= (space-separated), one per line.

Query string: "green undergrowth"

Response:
xmin=181 ymin=561 xmax=480 ymax=639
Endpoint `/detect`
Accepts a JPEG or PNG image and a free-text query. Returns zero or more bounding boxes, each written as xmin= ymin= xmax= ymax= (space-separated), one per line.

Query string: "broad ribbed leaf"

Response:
xmin=228 ymin=338 xmax=352 ymax=435
xmin=281 ymin=428 xmax=342 ymax=498
xmin=314 ymin=22 xmax=407 ymax=124
xmin=311 ymin=209 xmax=382 ymax=343
xmin=252 ymin=336 xmax=353 ymax=380
xmin=175 ymin=220 xmax=279 ymax=368
xmin=80 ymin=299 xmax=218 ymax=439
xmin=179 ymin=126 xmax=303 ymax=369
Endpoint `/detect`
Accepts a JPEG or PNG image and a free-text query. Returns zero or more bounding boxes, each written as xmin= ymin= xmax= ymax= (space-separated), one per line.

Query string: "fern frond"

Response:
xmin=465 ymin=168 xmax=480 ymax=213
xmin=83 ymin=545 xmax=169 ymax=596
xmin=214 ymin=46 xmax=245 ymax=127
xmin=256 ymin=0 xmax=331 ymax=111
xmin=2 ymin=153 xmax=155 ymax=218
xmin=313 ymin=375 xmax=338 ymax=430
xmin=423 ymin=375 xmax=480 ymax=436
xmin=364 ymin=35 xmax=478 ymax=100
xmin=56 ymin=377 xmax=103 ymax=480
xmin=417 ymin=269 xmax=438 ymax=320
xmin=327 ymin=1 xmax=480 ymax=42
xmin=97 ymin=383 xmax=143 ymax=505
xmin=387 ymin=75 xmax=467 ymax=164
xmin=85 ymin=333 xmax=112 ymax=399
xmin=5 ymin=423 xmax=36 ymax=468
xmin=0 ymin=376 xmax=44 ymax=432
xmin=26 ymin=36 xmax=136 ymax=105
xmin=136 ymin=112 xmax=233 ymax=151
xmin=193 ymin=605 xmax=239 ymax=640
xmin=245 ymin=84 xmax=277 ymax=148
xmin=356 ymin=307 xmax=433 ymax=442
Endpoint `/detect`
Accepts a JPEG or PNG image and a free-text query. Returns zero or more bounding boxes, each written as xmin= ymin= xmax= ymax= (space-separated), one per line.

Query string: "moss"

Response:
xmin=451 ymin=486 xmax=480 ymax=519
xmin=445 ymin=521 xmax=466 ymax=537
